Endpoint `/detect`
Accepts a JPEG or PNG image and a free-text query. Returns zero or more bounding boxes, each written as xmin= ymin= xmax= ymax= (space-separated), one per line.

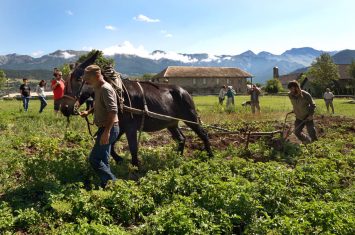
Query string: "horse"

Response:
xmin=60 ymin=50 xmax=213 ymax=166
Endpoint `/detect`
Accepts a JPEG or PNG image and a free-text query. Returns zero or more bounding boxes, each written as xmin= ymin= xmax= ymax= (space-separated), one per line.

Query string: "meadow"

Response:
xmin=0 ymin=96 xmax=354 ymax=234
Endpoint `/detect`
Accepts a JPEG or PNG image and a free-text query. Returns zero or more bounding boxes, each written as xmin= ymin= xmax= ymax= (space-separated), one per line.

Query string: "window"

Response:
xmin=203 ymin=78 xmax=207 ymax=85
xmin=216 ymin=78 xmax=220 ymax=85
xmin=227 ymin=79 xmax=230 ymax=84
xmin=193 ymin=78 xmax=196 ymax=85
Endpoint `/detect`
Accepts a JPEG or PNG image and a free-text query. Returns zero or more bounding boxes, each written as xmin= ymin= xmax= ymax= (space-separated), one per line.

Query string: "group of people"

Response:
xmin=218 ymin=84 xmax=261 ymax=114
xmin=18 ymin=68 xmax=66 ymax=113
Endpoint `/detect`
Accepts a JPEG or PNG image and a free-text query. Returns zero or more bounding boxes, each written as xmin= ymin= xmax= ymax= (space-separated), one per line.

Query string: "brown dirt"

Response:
xmin=117 ymin=115 xmax=355 ymax=155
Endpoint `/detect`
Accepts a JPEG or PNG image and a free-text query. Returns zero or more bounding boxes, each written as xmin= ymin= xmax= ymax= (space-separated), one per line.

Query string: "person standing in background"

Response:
xmin=226 ymin=86 xmax=236 ymax=112
xmin=36 ymin=80 xmax=47 ymax=113
xmin=19 ymin=78 xmax=31 ymax=112
xmin=51 ymin=71 xmax=65 ymax=113
xmin=218 ymin=85 xmax=226 ymax=105
xmin=248 ymin=84 xmax=261 ymax=114
xmin=323 ymin=88 xmax=335 ymax=114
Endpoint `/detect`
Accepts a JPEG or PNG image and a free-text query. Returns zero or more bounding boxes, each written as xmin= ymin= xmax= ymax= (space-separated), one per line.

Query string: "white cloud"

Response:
xmin=133 ymin=14 xmax=160 ymax=23
xmin=105 ymin=25 xmax=117 ymax=31
xmin=102 ymin=41 xmax=197 ymax=63
xmin=65 ymin=10 xmax=73 ymax=16
xmin=31 ymin=50 xmax=44 ymax=57
xmin=160 ymin=30 xmax=173 ymax=38
xmin=62 ymin=51 xmax=75 ymax=59
xmin=201 ymin=54 xmax=220 ymax=63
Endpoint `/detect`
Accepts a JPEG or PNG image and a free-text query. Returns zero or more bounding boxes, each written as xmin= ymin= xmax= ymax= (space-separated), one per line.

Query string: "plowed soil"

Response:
xmin=120 ymin=115 xmax=355 ymax=155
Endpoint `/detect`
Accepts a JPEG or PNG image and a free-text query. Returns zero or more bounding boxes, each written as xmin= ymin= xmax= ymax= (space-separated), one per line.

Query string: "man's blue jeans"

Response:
xmin=38 ymin=96 xmax=47 ymax=113
xmin=88 ymin=125 xmax=119 ymax=187
xmin=22 ymin=96 xmax=30 ymax=111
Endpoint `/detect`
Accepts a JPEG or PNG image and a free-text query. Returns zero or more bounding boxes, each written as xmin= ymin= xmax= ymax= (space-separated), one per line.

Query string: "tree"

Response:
xmin=264 ymin=78 xmax=283 ymax=94
xmin=347 ymin=59 xmax=355 ymax=95
xmin=77 ymin=50 xmax=115 ymax=69
xmin=0 ymin=70 xmax=6 ymax=90
xmin=142 ymin=73 xmax=154 ymax=81
xmin=59 ymin=64 xmax=71 ymax=78
xmin=306 ymin=53 xmax=339 ymax=96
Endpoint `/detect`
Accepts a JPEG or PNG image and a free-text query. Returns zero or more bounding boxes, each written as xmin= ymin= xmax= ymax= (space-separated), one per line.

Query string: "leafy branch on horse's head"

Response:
xmin=78 ymin=50 xmax=115 ymax=69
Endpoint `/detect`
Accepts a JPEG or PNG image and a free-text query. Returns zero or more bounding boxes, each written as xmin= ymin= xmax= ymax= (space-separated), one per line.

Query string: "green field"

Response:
xmin=194 ymin=95 xmax=355 ymax=116
xmin=0 ymin=97 xmax=354 ymax=234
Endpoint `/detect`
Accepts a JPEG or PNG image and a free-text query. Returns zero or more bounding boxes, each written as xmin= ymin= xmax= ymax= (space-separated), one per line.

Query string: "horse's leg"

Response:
xmin=185 ymin=122 xmax=213 ymax=157
xmin=167 ymin=126 xmax=186 ymax=155
xmin=125 ymin=128 xmax=140 ymax=166
xmin=111 ymin=130 xmax=125 ymax=164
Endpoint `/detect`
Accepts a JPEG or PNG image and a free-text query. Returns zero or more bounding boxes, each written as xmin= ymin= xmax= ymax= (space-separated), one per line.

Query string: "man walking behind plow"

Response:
xmin=287 ymin=80 xmax=317 ymax=144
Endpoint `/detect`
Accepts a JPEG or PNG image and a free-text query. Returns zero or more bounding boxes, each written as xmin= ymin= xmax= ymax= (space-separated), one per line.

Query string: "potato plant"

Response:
xmin=0 ymin=99 xmax=354 ymax=234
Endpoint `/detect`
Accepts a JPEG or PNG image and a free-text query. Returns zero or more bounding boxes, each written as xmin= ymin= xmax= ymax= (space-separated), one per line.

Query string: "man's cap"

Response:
xmin=82 ymin=65 xmax=101 ymax=79
xmin=23 ymin=78 xmax=28 ymax=80
xmin=287 ymin=80 xmax=300 ymax=89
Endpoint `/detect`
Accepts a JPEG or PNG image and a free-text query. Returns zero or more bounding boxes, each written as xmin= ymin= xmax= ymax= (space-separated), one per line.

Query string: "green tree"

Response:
xmin=77 ymin=50 xmax=114 ymax=69
xmin=0 ymin=70 xmax=6 ymax=90
xmin=59 ymin=64 xmax=71 ymax=78
xmin=142 ymin=73 xmax=154 ymax=81
xmin=306 ymin=53 xmax=339 ymax=96
xmin=347 ymin=59 xmax=355 ymax=95
xmin=264 ymin=78 xmax=283 ymax=94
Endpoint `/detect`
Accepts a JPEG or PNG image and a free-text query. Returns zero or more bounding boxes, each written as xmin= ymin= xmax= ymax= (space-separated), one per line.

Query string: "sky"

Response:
xmin=0 ymin=0 xmax=354 ymax=57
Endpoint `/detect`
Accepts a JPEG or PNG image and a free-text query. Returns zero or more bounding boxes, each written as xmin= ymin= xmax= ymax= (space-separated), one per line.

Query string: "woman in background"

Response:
xmin=36 ymin=80 xmax=47 ymax=113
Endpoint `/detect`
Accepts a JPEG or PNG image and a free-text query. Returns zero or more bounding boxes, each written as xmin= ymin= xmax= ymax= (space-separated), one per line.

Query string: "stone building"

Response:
xmin=152 ymin=66 xmax=252 ymax=95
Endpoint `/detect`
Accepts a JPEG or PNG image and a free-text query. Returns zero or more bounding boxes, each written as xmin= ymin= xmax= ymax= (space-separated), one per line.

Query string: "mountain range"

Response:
xmin=1 ymin=47 xmax=354 ymax=83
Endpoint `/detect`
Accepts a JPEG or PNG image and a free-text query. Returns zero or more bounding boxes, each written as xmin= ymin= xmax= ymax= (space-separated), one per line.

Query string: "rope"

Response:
xmin=84 ymin=116 xmax=96 ymax=140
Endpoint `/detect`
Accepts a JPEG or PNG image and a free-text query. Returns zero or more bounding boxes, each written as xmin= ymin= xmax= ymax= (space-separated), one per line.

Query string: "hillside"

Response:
xmin=0 ymin=47 xmax=348 ymax=83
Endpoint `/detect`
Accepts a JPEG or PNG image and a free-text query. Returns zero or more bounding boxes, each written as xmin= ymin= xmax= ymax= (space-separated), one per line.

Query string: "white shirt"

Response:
xmin=36 ymin=85 xmax=46 ymax=97
xmin=324 ymin=91 xmax=334 ymax=100
xmin=219 ymin=88 xmax=226 ymax=98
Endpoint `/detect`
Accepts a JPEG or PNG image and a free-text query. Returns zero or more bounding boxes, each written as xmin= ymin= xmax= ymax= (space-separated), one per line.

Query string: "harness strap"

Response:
xmin=136 ymin=82 xmax=148 ymax=150
xmin=121 ymin=82 xmax=134 ymax=119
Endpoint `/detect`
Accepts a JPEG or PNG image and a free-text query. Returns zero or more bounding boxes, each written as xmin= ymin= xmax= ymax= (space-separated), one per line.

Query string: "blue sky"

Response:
xmin=0 ymin=0 xmax=354 ymax=57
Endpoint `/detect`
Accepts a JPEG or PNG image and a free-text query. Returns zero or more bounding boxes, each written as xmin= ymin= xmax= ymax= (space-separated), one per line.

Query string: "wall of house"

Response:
xmin=165 ymin=77 xmax=247 ymax=95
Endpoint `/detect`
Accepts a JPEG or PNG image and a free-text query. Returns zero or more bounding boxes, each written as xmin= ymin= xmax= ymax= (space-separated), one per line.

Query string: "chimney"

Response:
xmin=273 ymin=67 xmax=279 ymax=79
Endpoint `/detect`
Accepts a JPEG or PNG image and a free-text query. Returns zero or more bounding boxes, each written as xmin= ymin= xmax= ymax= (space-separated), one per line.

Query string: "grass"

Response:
xmin=193 ymin=95 xmax=355 ymax=124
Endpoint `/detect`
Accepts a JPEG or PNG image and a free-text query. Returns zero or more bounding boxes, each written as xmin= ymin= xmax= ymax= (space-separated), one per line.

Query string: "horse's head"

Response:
xmin=60 ymin=50 xmax=99 ymax=117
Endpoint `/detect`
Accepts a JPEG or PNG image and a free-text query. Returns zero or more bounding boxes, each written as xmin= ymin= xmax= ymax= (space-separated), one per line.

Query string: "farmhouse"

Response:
xmin=152 ymin=66 xmax=252 ymax=95
xmin=277 ymin=64 xmax=355 ymax=95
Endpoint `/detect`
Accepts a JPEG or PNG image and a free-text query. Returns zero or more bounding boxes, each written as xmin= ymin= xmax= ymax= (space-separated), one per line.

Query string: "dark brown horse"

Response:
xmin=61 ymin=51 xmax=213 ymax=166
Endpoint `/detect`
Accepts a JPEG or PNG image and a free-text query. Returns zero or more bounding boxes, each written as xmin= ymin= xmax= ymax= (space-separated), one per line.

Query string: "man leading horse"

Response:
xmin=79 ymin=65 xmax=120 ymax=188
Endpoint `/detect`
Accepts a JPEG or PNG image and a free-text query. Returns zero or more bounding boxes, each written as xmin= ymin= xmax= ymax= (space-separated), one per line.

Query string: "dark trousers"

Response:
xmin=294 ymin=119 xmax=317 ymax=143
xmin=218 ymin=97 xmax=224 ymax=105
xmin=22 ymin=96 xmax=30 ymax=111
xmin=88 ymin=125 xmax=120 ymax=187
xmin=39 ymin=96 xmax=47 ymax=113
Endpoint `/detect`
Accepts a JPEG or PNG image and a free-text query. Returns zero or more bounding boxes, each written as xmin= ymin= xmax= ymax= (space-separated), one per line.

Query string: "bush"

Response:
xmin=265 ymin=78 xmax=283 ymax=94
